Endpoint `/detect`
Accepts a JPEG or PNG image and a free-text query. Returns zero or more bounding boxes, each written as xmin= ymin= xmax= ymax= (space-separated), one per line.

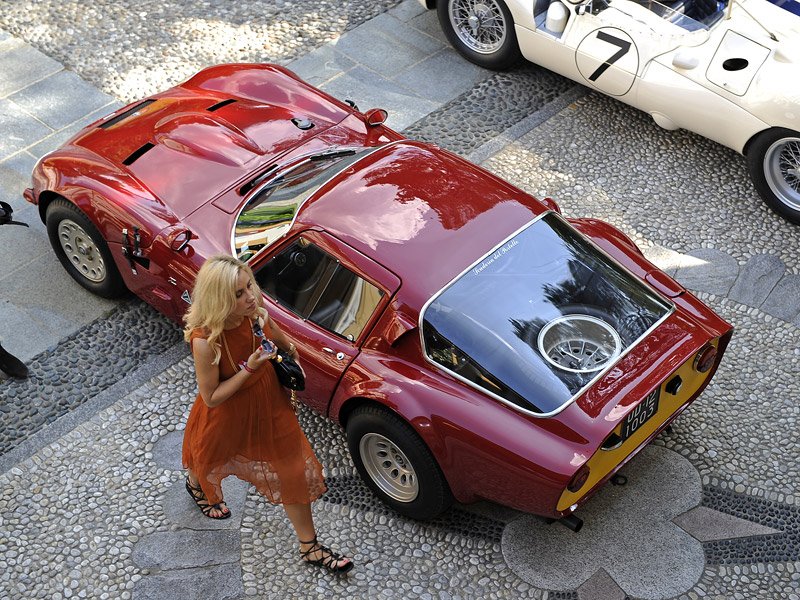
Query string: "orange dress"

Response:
xmin=182 ymin=317 xmax=326 ymax=506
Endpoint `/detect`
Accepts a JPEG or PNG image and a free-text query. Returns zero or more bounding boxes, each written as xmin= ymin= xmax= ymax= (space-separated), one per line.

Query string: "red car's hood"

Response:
xmin=69 ymin=68 xmax=350 ymax=219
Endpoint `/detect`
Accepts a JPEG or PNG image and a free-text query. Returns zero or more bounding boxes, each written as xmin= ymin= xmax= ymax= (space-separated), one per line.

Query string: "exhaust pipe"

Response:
xmin=558 ymin=514 xmax=584 ymax=532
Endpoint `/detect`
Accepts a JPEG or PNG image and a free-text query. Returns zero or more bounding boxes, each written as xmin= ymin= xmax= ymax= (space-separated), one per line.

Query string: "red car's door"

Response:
xmin=252 ymin=229 xmax=400 ymax=415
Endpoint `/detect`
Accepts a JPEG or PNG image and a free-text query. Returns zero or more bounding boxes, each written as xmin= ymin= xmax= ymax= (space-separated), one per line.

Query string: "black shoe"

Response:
xmin=0 ymin=344 xmax=28 ymax=379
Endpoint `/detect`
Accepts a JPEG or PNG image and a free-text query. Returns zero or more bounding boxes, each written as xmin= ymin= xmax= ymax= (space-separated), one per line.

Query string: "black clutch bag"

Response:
xmin=271 ymin=348 xmax=305 ymax=391
xmin=252 ymin=320 xmax=305 ymax=391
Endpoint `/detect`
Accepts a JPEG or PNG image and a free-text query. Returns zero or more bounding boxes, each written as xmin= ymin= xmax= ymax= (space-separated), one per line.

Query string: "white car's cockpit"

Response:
xmin=536 ymin=0 xmax=726 ymax=38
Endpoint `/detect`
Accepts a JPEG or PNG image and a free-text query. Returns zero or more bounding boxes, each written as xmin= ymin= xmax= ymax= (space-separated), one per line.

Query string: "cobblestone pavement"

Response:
xmin=1 ymin=1 xmax=799 ymax=599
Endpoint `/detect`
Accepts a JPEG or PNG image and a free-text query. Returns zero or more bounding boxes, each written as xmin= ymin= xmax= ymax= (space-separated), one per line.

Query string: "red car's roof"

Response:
xmin=297 ymin=141 xmax=549 ymax=305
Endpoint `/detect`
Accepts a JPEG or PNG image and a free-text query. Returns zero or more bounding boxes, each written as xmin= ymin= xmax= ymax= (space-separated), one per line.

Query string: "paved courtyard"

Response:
xmin=0 ymin=1 xmax=799 ymax=599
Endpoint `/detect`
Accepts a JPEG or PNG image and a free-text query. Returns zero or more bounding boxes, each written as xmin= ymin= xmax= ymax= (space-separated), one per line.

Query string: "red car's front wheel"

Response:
xmin=45 ymin=198 xmax=127 ymax=298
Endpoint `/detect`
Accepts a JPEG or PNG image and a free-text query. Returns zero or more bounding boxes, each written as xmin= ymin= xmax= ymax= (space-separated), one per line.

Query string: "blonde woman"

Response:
xmin=182 ymin=254 xmax=353 ymax=574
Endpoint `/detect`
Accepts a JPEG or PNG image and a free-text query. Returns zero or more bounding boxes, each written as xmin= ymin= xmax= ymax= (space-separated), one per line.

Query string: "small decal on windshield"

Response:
xmin=473 ymin=239 xmax=519 ymax=275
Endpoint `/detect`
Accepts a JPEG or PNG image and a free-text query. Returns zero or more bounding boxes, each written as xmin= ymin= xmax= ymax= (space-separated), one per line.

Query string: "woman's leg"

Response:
xmin=283 ymin=503 xmax=352 ymax=570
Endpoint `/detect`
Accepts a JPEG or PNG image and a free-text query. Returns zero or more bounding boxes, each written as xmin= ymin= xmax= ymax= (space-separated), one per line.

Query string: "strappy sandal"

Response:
xmin=299 ymin=536 xmax=354 ymax=574
xmin=184 ymin=476 xmax=231 ymax=520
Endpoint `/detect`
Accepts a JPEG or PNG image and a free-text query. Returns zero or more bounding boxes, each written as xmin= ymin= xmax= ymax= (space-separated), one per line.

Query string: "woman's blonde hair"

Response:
xmin=183 ymin=254 xmax=265 ymax=364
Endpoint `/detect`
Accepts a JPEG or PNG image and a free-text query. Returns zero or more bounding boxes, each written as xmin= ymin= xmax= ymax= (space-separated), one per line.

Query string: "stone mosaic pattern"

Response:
xmin=0 ymin=300 xmax=180 ymax=456
xmin=688 ymin=563 xmax=800 ymax=600
xmin=3 ymin=345 xmax=795 ymax=599
xmin=403 ymin=63 xmax=576 ymax=155
xmin=502 ymin=447 xmax=705 ymax=599
xmin=701 ymin=487 xmax=799 ymax=566
xmin=1 ymin=1 xmax=799 ymax=598
xmin=0 ymin=360 xmax=194 ymax=599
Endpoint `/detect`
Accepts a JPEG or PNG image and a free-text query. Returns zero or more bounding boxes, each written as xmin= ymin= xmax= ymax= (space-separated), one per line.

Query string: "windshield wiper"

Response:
xmin=308 ymin=149 xmax=357 ymax=162
xmin=239 ymin=165 xmax=278 ymax=195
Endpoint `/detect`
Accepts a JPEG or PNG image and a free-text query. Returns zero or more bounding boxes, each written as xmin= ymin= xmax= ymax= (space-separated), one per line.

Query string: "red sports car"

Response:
xmin=25 ymin=64 xmax=732 ymax=525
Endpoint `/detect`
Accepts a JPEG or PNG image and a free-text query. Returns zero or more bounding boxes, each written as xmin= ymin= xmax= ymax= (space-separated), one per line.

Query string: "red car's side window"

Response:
xmin=256 ymin=238 xmax=384 ymax=341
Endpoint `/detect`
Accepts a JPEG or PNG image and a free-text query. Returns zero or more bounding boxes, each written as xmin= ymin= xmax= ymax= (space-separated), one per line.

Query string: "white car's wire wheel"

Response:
xmin=764 ymin=138 xmax=800 ymax=212
xmin=346 ymin=405 xmax=452 ymax=520
xmin=748 ymin=128 xmax=800 ymax=225
xmin=449 ymin=0 xmax=508 ymax=54
xmin=438 ymin=0 xmax=521 ymax=70
xmin=45 ymin=198 xmax=127 ymax=298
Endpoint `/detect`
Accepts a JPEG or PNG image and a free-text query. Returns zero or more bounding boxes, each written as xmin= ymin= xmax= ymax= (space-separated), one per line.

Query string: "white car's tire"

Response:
xmin=438 ymin=0 xmax=522 ymax=70
xmin=748 ymin=128 xmax=800 ymax=225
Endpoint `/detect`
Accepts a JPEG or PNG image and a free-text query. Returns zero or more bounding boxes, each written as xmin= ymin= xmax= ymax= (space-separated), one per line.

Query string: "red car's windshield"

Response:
xmin=421 ymin=212 xmax=673 ymax=416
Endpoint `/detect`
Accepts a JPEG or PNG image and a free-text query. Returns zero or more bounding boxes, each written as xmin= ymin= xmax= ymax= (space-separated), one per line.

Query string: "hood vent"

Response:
xmin=207 ymin=99 xmax=237 ymax=112
xmin=99 ymin=99 xmax=156 ymax=129
xmin=122 ymin=142 xmax=155 ymax=166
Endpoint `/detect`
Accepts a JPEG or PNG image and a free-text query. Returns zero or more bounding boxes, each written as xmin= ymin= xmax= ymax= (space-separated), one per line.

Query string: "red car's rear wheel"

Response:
xmin=346 ymin=405 xmax=452 ymax=520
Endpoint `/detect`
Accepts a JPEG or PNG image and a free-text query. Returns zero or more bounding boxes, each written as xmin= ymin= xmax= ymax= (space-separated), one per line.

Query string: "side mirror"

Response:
xmin=540 ymin=197 xmax=562 ymax=214
xmin=364 ymin=108 xmax=388 ymax=127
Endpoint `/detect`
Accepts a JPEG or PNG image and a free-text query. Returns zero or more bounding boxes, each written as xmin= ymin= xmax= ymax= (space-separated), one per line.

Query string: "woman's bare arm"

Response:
xmin=266 ymin=316 xmax=300 ymax=359
xmin=193 ymin=337 xmax=270 ymax=407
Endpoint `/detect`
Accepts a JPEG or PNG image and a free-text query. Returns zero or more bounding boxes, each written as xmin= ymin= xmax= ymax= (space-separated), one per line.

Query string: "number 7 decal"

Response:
xmin=589 ymin=31 xmax=631 ymax=81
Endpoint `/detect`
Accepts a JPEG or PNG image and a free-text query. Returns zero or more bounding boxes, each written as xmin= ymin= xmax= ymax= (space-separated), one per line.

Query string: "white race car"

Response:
xmin=421 ymin=0 xmax=800 ymax=224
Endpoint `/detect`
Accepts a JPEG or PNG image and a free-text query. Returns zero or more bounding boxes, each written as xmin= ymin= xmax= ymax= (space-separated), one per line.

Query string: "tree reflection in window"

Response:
xmin=235 ymin=150 xmax=367 ymax=261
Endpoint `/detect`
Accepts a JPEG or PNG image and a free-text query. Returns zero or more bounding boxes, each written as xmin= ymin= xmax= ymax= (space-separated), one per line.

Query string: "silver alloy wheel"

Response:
xmin=359 ymin=433 xmax=419 ymax=502
xmin=764 ymin=136 xmax=800 ymax=212
xmin=448 ymin=0 xmax=508 ymax=54
xmin=57 ymin=218 xmax=106 ymax=283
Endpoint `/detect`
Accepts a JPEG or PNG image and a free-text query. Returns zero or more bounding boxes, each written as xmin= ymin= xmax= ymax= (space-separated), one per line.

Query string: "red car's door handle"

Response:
xmin=322 ymin=347 xmax=346 ymax=360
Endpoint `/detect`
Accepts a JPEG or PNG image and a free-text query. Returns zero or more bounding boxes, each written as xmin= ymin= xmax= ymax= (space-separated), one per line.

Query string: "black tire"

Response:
xmin=747 ymin=128 xmax=800 ymax=224
xmin=346 ymin=405 xmax=452 ymax=520
xmin=437 ymin=0 xmax=522 ymax=70
xmin=45 ymin=198 xmax=127 ymax=298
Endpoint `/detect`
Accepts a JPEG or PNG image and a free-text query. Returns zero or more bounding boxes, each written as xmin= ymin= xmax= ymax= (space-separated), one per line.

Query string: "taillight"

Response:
xmin=694 ymin=344 xmax=718 ymax=373
xmin=567 ymin=464 xmax=590 ymax=493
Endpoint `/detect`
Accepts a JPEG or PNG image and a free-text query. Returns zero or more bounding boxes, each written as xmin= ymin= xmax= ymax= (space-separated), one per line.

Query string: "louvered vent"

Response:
xmin=98 ymin=100 xmax=156 ymax=129
xmin=122 ymin=143 xmax=155 ymax=166
xmin=207 ymin=99 xmax=237 ymax=112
